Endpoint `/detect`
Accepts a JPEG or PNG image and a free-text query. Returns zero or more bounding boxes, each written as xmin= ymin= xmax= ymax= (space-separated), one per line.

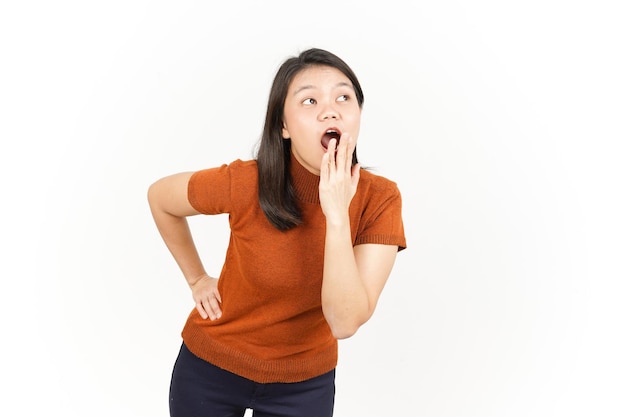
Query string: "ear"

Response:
xmin=281 ymin=123 xmax=290 ymax=139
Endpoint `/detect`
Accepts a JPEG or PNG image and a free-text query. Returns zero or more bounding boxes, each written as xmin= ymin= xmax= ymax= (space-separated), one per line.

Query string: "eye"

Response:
xmin=337 ymin=94 xmax=349 ymax=102
xmin=302 ymin=98 xmax=316 ymax=105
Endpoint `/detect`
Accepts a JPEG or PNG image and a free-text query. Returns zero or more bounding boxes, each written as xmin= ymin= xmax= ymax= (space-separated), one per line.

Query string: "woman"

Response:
xmin=148 ymin=47 xmax=407 ymax=417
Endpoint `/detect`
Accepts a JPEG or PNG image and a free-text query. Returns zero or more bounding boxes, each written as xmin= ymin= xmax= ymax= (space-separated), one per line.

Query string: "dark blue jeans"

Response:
xmin=169 ymin=343 xmax=335 ymax=417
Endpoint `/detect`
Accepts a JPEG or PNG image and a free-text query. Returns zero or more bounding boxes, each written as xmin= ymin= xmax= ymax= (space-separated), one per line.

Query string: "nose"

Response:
xmin=318 ymin=102 xmax=339 ymax=121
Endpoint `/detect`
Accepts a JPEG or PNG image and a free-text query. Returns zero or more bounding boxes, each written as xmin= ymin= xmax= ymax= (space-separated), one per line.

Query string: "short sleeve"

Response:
xmin=187 ymin=163 xmax=232 ymax=215
xmin=354 ymin=180 xmax=407 ymax=252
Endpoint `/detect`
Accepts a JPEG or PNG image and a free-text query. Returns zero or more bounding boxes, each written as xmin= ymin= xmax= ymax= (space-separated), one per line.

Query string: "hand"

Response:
xmin=189 ymin=274 xmax=222 ymax=320
xmin=319 ymin=133 xmax=360 ymax=225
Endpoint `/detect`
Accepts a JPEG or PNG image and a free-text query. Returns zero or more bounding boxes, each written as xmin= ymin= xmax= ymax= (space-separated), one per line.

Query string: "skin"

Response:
xmin=147 ymin=65 xmax=398 ymax=340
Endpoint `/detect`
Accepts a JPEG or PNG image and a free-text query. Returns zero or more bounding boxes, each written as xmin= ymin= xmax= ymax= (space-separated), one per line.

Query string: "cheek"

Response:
xmin=348 ymin=116 xmax=361 ymax=138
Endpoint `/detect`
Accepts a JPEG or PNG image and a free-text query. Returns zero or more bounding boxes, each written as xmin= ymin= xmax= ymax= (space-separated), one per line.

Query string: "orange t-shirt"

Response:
xmin=183 ymin=155 xmax=406 ymax=383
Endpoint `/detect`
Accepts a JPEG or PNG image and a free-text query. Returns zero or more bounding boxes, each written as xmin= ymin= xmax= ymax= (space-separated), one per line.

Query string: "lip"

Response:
xmin=321 ymin=127 xmax=342 ymax=150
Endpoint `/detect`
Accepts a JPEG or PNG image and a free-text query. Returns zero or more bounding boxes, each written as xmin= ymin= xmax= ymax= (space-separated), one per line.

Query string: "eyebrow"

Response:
xmin=292 ymin=81 xmax=353 ymax=96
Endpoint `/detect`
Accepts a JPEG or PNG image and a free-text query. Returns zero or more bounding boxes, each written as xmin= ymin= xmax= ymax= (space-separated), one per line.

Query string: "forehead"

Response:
xmin=288 ymin=65 xmax=353 ymax=93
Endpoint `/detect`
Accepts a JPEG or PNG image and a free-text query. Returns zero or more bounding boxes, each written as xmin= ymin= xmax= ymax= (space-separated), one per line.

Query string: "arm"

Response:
xmin=147 ymin=172 xmax=222 ymax=320
xmin=319 ymin=135 xmax=399 ymax=339
xmin=322 ymin=238 xmax=398 ymax=339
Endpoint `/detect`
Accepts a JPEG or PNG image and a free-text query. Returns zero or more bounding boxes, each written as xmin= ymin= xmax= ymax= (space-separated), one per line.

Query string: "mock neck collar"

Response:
xmin=289 ymin=152 xmax=320 ymax=204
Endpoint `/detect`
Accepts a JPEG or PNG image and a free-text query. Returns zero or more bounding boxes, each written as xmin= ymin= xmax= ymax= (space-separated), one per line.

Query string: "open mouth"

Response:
xmin=321 ymin=129 xmax=341 ymax=150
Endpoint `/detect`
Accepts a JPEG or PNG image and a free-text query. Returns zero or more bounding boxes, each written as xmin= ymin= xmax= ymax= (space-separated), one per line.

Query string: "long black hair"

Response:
xmin=256 ymin=48 xmax=365 ymax=231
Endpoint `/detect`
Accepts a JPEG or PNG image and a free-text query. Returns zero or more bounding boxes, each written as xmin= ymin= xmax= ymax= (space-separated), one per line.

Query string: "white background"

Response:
xmin=1 ymin=1 xmax=625 ymax=416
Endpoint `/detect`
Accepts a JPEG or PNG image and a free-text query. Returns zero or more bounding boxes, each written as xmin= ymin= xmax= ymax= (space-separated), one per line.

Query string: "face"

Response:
xmin=282 ymin=65 xmax=361 ymax=175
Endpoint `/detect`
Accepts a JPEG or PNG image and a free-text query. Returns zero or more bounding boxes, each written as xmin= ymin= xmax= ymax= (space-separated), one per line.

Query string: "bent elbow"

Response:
xmin=328 ymin=320 xmax=363 ymax=340
xmin=332 ymin=327 xmax=358 ymax=340
xmin=147 ymin=182 xmax=158 ymax=208
xmin=324 ymin=305 xmax=373 ymax=340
